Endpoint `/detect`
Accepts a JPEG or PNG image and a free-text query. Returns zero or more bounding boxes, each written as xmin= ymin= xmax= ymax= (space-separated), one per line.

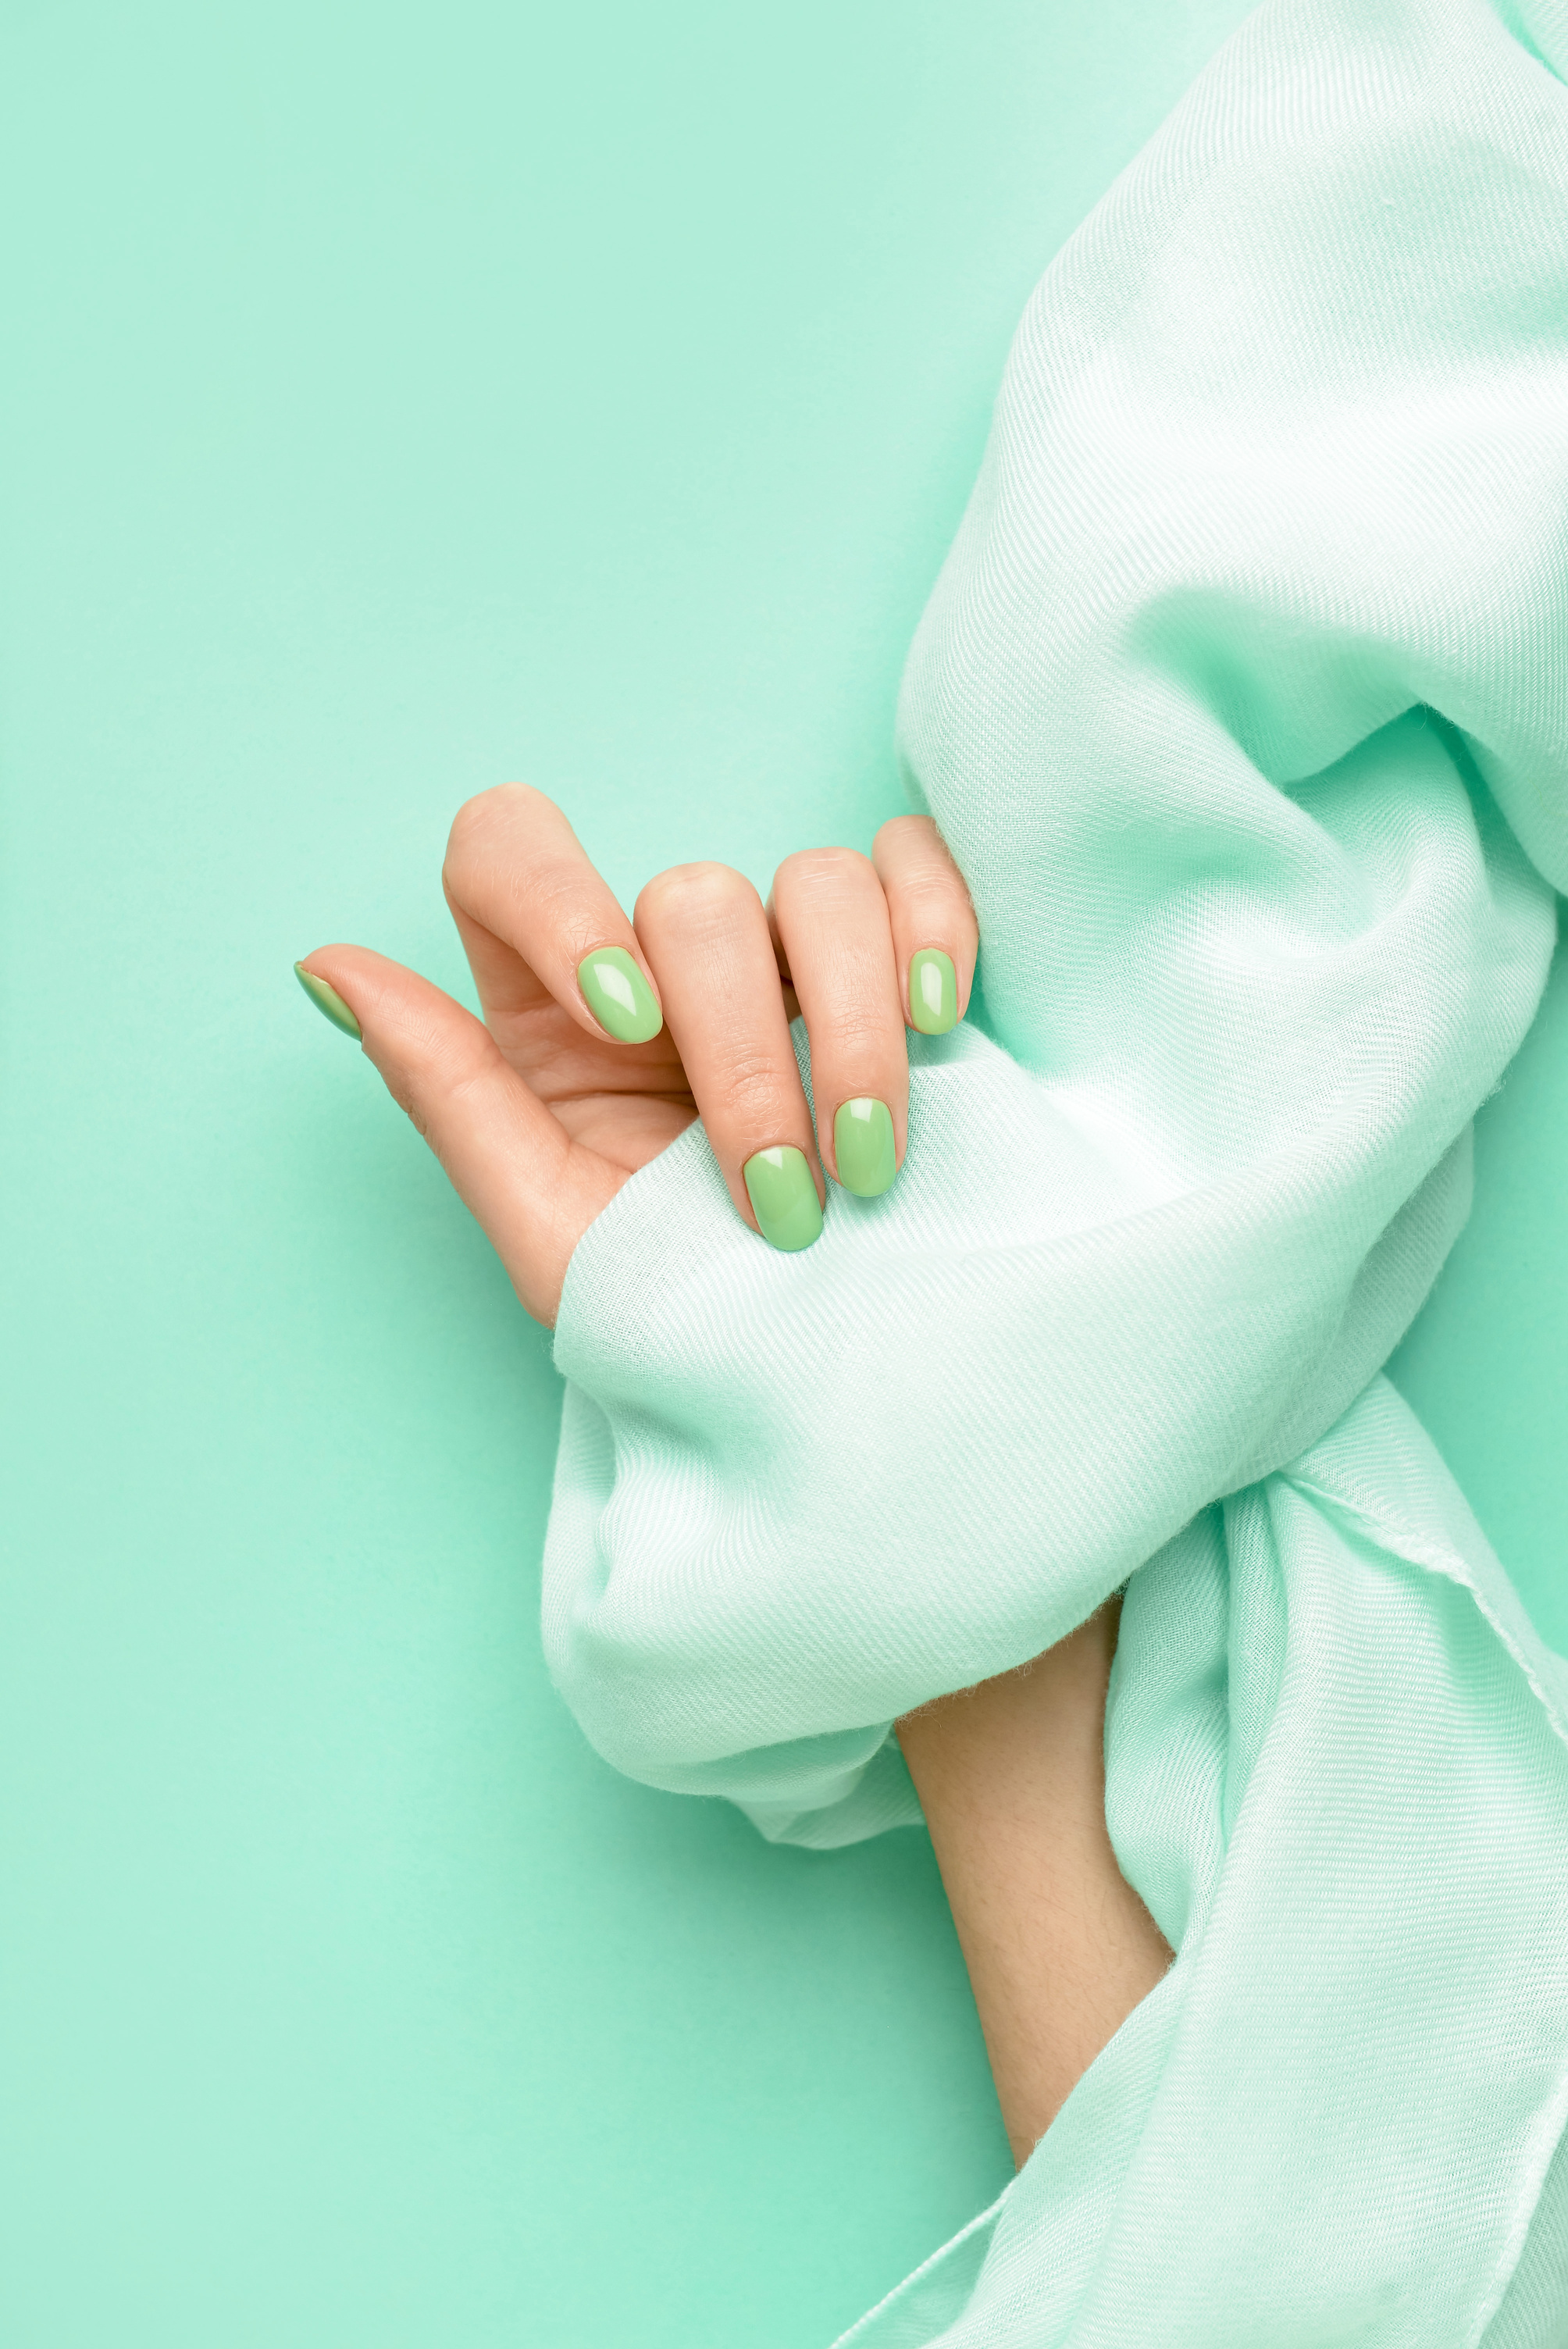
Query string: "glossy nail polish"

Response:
xmin=578 ymin=946 xmax=663 ymax=1043
xmin=294 ymin=963 xmax=362 ymax=1039
xmin=743 ymin=1146 xmax=824 ymax=1251
xmin=909 ymin=949 xmax=958 ymax=1035
xmin=833 ymin=1097 xmax=896 ymax=1197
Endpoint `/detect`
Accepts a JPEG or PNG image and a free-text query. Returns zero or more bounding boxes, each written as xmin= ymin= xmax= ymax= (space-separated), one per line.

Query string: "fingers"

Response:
xmin=769 ymin=848 xmax=906 ymax=1198
xmin=633 ymin=865 xmax=825 ymax=1250
xmin=443 ymin=784 xmax=664 ymax=1050
xmin=294 ymin=945 xmax=619 ymax=1325
xmin=301 ymin=800 xmax=978 ymax=1285
xmin=872 ymin=814 xmax=978 ymax=1035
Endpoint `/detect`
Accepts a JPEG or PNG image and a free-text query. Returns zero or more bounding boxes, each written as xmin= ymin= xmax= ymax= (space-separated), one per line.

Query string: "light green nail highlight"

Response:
xmin=294 ymin=963 xmax=362 ymax=1039
xmin=834 ymin=1097 xmax=896 ymax=1197
xmin=577 ymin=946 xmax=663 ymax=1043
xmin=743 ymin=1146 xmax=824 ymax=1252
xmin=909 ymin=948 xmax=958 ymax=1035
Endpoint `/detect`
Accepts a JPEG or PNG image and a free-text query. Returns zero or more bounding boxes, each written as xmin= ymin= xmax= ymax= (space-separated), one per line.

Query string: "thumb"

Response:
xmin=295 ymin=946 xmax=617 ymax=1326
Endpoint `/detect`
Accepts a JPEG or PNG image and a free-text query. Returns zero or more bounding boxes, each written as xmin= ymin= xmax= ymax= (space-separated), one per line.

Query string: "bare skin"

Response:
xmin=300 ymin=786 xmax=1167 ymax=2160
xmin=298 ymin=786 xmax=978 ymax=1324
xmin=897 ymin=1600 xmax=1172 ymax=2165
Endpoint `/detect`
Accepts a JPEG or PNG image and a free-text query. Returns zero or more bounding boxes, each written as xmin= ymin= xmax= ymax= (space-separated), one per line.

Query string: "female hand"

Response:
xmin=296 ymin=786 xmax=978 ymax=1324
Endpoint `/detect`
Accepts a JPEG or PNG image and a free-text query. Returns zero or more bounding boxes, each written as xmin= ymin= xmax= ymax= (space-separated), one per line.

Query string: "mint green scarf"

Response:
xmin=545 ymin=0 xmax=1568 ymax=2337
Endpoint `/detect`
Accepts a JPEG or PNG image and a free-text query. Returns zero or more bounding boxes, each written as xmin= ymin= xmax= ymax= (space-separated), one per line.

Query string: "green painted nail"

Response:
xmin=743 ymin=1146 xmax=824 ymax=1252
xmin=294 ymin=963 xmax=362 ymax=1039
xmin=833 ymin=1097 xmax=896 ymax=1197
xmin=909 ymin=949 xmax=958 ymax=1035
xmin=578 ymin=946 xmax=663 ymax=1043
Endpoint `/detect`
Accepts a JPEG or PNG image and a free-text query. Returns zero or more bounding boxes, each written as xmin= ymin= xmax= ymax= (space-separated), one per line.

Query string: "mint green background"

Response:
xmin=3 ymin=3 xmax=1563 ymax=2342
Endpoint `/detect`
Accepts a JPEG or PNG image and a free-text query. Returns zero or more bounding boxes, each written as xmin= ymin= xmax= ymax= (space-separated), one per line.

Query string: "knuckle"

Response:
xmin=447 ymin=782 xmax=514 ymax=852
xmin=874 ymin=812 xmax=939 ymax=858
xmin=444 ymin=782 xmax=552 ymax=869
xmin=526 ymin=856 xmax=591 ymax=922
xmin=822 ymin=1001 xmax=896 ymax=1054
xmin=903 ymin=872 xmax=972 ymax=922
xmin=382 ymin=1017 xmax=498 ymax=1153
xmin=431 ymin=1056 xmax=495 ymax=1141
xmin=774 ymin=845 xmax=873 ymax=902
xmin=874 ymin=814 xmax=978 ymax=928
xmin=638 ymin=861 xmax=756 ymax=925
xmin=723 ymin=1053 xmax=795 ymax=1121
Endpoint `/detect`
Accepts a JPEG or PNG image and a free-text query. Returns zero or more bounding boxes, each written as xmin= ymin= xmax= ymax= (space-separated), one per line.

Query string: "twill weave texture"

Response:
xmin=545 ymin=0 xmax=1568 ymax=2337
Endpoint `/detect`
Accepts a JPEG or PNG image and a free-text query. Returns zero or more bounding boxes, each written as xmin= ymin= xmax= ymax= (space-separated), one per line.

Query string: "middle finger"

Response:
xmin=770 ymin=847 xmax=907 ymax=1199
xmin=634 ymin=862 xmax=825 ymax=1253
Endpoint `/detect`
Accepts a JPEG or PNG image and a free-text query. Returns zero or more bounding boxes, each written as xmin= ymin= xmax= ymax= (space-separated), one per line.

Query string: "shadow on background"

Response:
xmin=3 ymin=2 xmax=1560 ymax=2344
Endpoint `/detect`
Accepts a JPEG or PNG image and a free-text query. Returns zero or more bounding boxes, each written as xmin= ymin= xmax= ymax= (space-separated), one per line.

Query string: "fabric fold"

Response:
xmin=542 ymin=0 xmax=1568 ymax=2336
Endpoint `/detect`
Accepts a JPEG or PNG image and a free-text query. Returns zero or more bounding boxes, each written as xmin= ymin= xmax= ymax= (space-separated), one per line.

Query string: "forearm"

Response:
xmin=896 ymin=1599 xmax=1171 ymax=2166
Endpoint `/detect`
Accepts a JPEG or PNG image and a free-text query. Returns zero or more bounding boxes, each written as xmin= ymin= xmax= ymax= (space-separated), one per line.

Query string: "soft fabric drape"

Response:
xmin=542 ymin=0 xmax=1568 ymax=2337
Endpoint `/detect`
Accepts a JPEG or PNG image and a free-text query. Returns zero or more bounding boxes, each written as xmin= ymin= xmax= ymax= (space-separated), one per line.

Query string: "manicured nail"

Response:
xmin=833 ymin=1097 xmax=896 ymax=1197
xmin=743 ymin=1146 xmax=824 ymax=1252
xmin=909 ymin=949 xmax=958 ymax=1036
xmin=578 ymin=946 xmax=663 ymax=1043
xmin=294 ymin=963 xmax=362 ymax=1039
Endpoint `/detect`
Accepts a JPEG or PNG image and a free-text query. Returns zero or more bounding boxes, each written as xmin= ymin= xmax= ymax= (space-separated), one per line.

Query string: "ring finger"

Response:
xmin=769 ymin=847 xmax=907 ymax=1199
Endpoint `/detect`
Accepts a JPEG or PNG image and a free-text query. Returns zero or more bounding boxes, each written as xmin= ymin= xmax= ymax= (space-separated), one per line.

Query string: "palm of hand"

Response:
xmin=488 ymin=993 xmax=697 ymax=1177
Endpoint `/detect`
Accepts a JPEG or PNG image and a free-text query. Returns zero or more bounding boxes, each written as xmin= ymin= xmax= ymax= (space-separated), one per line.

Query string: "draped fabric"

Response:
xmin=542 ymin=0 xmax=1568 ymax=2337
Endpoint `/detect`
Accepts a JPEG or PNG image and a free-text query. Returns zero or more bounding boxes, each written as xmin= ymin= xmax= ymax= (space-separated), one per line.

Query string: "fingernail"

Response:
xmin=743 ymin=1146 xmax=824 ymax=1252
xmin=909 ymin=949 xmax=958 ymax=1036
xmin=294 ymin=963 xmax=362 ymax=1039
xmin=833 ymin=1097 xmax=896 ymax=1197
xmin=578 ymin=946 xmax=663 ymax=1043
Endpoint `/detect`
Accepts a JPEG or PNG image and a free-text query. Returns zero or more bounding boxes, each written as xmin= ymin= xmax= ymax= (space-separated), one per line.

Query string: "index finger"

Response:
xmin=444 ymin=783 xmax=665 ymax=1046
